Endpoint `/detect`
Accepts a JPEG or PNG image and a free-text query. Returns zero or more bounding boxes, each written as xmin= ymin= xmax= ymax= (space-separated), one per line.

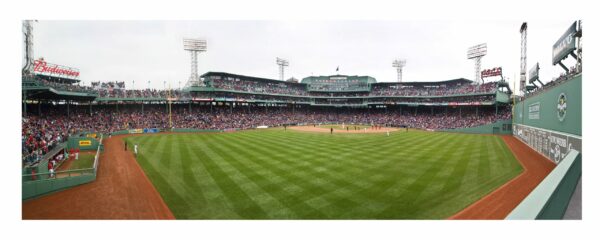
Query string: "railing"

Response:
xmin=93 ymin=135 xmax=103 ymax=174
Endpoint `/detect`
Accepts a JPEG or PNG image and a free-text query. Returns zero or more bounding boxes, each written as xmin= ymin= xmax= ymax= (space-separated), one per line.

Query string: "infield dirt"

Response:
xmin=290 ymin=125 xmax=401 ymax=134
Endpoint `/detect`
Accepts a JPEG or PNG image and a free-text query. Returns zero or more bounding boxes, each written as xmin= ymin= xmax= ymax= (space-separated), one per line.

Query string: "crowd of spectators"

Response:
xmin=97 ymin=88 xmax=190 ymax=99
xmin=210 ymin=77 xmax=308 ymax=96
xmin=372 ymin=95 xmax=495 ymax=104
xmin=371 ymin=81 xmax=497 ymax=97
xmin=39 ymin=79 xmax=95 ymax=93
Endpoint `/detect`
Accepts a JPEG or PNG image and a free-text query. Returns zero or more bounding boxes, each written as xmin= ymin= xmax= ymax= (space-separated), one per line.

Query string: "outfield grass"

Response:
xmin=125 ymin=129 xmax=522 ymax=219
xmin=66 ymin=154 xmax=95 ymax=170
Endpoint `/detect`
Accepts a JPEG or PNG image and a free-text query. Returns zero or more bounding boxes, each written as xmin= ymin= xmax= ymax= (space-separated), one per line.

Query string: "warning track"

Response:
xmin=449 ymin=135 xmax=556 ymax=219
xmin=22 ymin=135 xmax=174 ymax=219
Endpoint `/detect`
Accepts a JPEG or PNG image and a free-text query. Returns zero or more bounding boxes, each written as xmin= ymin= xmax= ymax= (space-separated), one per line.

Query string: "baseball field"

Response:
xmin=124 ymin=128 xmax=523 ymax=219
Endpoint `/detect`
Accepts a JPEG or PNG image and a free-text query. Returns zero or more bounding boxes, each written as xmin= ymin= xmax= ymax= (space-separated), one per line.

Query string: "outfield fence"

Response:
xmin=22 ymin=135 xmax=103 ymax=200
xmin=506 ymin=150 xmax=581 ymax=219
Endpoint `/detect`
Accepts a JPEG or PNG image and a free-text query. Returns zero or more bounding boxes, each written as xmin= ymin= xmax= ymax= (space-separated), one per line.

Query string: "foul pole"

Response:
xmin=168 ymin=84 xmax=173 ymax=130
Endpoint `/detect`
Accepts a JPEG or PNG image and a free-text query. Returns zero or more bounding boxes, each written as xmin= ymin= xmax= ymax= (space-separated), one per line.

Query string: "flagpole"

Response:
xmin=168 ymin=83 xmax=172 ymax=130
xmin=513 ymin=73 xmax=516 ymax=130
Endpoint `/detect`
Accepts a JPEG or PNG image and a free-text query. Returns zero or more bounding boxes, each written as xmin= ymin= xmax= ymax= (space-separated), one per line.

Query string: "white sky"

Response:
xmin=31 ymin=20 xmax=577 ymax=91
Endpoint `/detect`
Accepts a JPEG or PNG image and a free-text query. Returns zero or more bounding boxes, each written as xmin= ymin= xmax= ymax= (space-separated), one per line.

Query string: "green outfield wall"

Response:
xmin=67 ymin=135 xmax=101 ymax=151
xmin=514 ymin=74 xmax=581 ymax=136
xmin=512 ymin=74 xmax=582 ymax=164
xmin=439 ymin=120 xmax=512 ymax=135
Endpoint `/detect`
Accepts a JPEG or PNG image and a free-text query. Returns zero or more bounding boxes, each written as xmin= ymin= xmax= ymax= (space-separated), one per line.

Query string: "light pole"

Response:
xmin=276 ymin=57 xmax=289 ymax=81
xmin=392 ymin=59 xmax=406 ymax=82
xmin=183 ymin=38 xmax=207 ymax=87
xmin=467 ymin=43 xmax=488 ymax=84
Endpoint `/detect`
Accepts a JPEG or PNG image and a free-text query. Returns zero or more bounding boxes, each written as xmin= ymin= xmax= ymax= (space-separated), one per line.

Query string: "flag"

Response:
xmin=336 ymin=66 xmax=339 ymax=72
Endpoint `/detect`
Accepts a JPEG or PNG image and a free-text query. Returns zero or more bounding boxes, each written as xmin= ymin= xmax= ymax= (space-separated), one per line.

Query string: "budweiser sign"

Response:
xmin=481 ymin=67 xmax=502 ymax=78
xmin=34 ymin=59 xmax=80 ymax=78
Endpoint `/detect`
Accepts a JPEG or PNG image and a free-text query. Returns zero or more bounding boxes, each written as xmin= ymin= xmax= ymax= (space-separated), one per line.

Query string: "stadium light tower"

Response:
xmin=392 ymin=59 xmax=406 ymax=82
xmin=467 ymin=43 xmax=487 ymax=84
xmin=276 ymin=57 xmax=289 ymax=81
xmin=520 ymin=22 xmax=528 ymax=95
xmin=22 ymin=20 xmax=35 ymax=75
xmin=183 ymin=38 xmax=207 ymax=87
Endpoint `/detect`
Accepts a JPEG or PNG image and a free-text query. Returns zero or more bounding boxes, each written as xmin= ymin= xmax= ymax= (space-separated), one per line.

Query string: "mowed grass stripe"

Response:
xmin=412 ymin=134 xmax=482 ymax=218
xmin=171 ymin=135 xmax=208 ymax=219
xmin=131 ymin=136 xmax=191 ymax=213
xmin=190 ymin=134 xmax=270 ymax=219
xmin=204 ymin=135 xmax=323 ymax=219
xmin=217 ymin=131 xmax=426 ymax=217
xmin=210 ymin=134 xmax=336 ymax=217
xmin=133 ymin=129 xmax=522 ymax=219
xmin=179 ymin=135 xmax=244 ymax=219
xmin=219 ymin=132 xmax=373 ymax=218
xmin=229 ymin=129 xmax=426 ymax=201
xmin=239 ymin=130 xmax=431 ymax=180
xmin=416 ymin=136 xmax=523 ymax=218
xmin=374 ymin=133 xmax=466 ymax=219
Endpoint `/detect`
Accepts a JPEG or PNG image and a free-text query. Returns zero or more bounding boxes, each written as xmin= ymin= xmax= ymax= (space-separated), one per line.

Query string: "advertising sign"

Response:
xmin=552 ymin=21 xmax=578 ymax=65
xmin=143 ymin=128 xmax=160 ymax=133
xmin=481 ymin=67 xmax=503 ymax=78
xmin=79 ymin=140 xmax=92 ymax=146
xmin=33 ymin=59 xmax=80 ymax=78
xmin=129 ymin=129 xmax=143 ymax=134
xmin=528 ymin=102 xmax=540 ymax=120
xmin=529 ymin=63 xmax=540 ymax=83
xmin=513 ymin=124 xmax=581 ymax=163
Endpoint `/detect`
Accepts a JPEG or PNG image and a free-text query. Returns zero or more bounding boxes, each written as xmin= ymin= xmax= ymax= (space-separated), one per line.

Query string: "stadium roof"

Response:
xmin=200 ymin=72 xmax=304 ymax=85
xmin=373 ymin=78 xmax=473 ymax=86
xmin=301 ymin=75 xmax=377 ymax=84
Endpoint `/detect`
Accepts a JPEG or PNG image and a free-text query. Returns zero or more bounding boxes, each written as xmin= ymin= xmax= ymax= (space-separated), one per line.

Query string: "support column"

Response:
xmin=67 ymin=100 xmax=70 ymax=117
xmin=189 ymin=102 xmax=191 ymax=112
xmin=38 ymin=101 xmax=42 ymax=116
xmin=459 ymin=107 xmax=462 ymax=118
xmin=431 ymin=106 xmax=433 ymax=114
xmin=476 ymin=106 xmax=479 ymax=117
xmin=142 ymin=102 xmax=144 ymax=114
xmin=495 ymin=104 xmax=498 ymax=115
xmin=22 ymin=91 xmax=27 ymax=117
xmin=89 ymin=101 xmax=92 ymax=116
